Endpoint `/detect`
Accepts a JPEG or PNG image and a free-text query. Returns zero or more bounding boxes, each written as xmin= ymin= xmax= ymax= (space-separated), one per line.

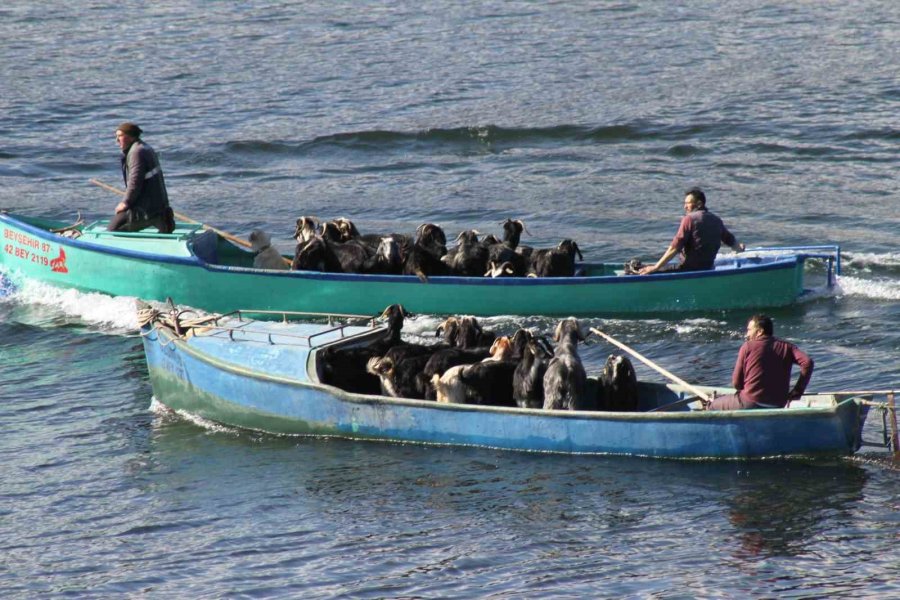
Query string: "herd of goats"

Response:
xmin=319 ymin=305 xmax=640 ymax=412
xmin=250 ymin=217 xmax=586 ymax=280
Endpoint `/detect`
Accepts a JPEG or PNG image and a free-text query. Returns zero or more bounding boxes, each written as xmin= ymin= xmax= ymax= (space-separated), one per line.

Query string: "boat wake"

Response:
xmin=0 ymin=271 xmax=166 ymax=333
xmin=150 ymin=397 xmax=240 ymax=435
xmin=843 ymin=251 xmax=900 ymax=274
xmin=835 ymin=275 xmax=900 ymax=301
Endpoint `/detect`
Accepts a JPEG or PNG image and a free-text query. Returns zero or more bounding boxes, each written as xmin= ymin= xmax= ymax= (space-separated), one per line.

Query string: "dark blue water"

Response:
xmin=1 ymin=1 xmax=898 ymax=597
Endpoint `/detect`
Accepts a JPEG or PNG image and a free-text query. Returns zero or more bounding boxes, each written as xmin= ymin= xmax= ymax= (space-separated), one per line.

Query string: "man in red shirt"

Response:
xmin=708 ymin=314 xmax=814 ymax=410
xmin=639 ymin=187 xmax=744 ymax=274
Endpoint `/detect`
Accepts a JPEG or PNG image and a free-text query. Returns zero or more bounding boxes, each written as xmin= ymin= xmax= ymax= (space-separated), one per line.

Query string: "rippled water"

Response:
xmin=2 ymin=1 xmax=899 ymax=597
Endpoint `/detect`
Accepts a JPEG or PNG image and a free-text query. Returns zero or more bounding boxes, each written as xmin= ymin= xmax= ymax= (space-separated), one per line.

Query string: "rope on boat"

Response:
xmin=838 ymin=390 xmax=900 ymax=456
xmin=49 ymin=210 xmax=84 ymax=237
xmin=137 ymin=299 xmax=223 ymax=340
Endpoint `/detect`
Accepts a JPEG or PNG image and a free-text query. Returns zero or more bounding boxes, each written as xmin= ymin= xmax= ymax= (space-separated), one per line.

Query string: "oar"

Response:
xmin=89 ymin=178 xmax=256 ymax=249
xmin=589 ymin=326 xmax=713 ymax=409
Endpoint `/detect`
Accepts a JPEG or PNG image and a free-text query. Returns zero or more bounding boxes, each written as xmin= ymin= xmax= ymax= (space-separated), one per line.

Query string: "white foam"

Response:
xmin=835 ymin=275 xmax=900 ymax=301
xmin=0 ymin=268 xmax=170 ymax=332
xmin=843 ymin=251 xmax=900 ymax=270
xmin=149 ymin=397 xmax=239 ymax=435
xmin=673 ymin=318 xmax=728 ymax=335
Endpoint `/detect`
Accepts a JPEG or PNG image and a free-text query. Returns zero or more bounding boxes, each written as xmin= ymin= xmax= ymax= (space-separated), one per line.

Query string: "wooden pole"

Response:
xmin=89 ymin=179 xmax=293 ymax=267
xmin=89 ymin=178 xmax=255 ymax=249
xmin=589 ymin=327 xmax=712 ymax=406
xmin=889 ymin=391 xmax=899 ymax=459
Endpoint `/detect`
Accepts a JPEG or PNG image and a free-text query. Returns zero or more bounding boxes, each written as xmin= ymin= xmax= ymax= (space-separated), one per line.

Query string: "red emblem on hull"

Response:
xmin=50 ymin=248 xmax=68 ymax=273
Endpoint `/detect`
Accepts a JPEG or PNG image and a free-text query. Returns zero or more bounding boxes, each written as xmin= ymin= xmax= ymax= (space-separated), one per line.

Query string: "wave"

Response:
xmin=0 ymin=271 xmax=159 ymax=333
xmin=220 ymin=121 xmax=763 ymax=157
xmin=835 ymin=275 xmax=900 ymax=301
xmin=843 ymin=251 xmax=900 ymax=274
xmin=150 ymin=397 xmax=240 ymax=435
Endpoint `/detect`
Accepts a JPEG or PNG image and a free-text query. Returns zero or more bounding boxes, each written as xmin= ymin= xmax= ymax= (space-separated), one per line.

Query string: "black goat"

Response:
xmin=513 ymin=337 xmax=553 ymax=409
xmin=290 ymin=234 xmax=372 ymax=273
xmin=316 ymin=304 xmax=410 ymax=395
xmin=486 ymin=219 xmax=529 ymax=277
xmin=598 ymin=354 xmax=639 ymax=412
xmin=444 ymin=229 xmax=489 ymax=277
xmin=432 ymin=337 xmax=516 ymax=406
xmin=291 ymin=236 xmax=337 ymax=272
xmin=529 ymin=239 xmax=584 ymax=277
xmin=403 ymin=223 xmax=449 ymax=282
xmin=361 ymin=236 xmax=403 ymax=274
xmin=485 ymin=261 xmax=516 ymax=277
xmin=293 ymin=216 xmax=319 ymax=244
xmin=542 ymin=318 xmax=588 ymax=411
xmin=417 ymin=345 xmax=492 ymax=400
xmin=366 ymin=352 xmax=433 ymax=399
xmin=456 ymin=316 xmax=497 ymax=349
xmin=435 ymin=316 xmax=461 ymax=346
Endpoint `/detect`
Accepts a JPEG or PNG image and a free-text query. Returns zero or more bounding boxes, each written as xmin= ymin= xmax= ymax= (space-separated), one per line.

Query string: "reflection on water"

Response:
xmin=720 ymin=461 xmax=868 ymax=560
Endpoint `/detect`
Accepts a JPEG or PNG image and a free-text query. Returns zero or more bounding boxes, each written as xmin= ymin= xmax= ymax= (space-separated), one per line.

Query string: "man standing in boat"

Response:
xmin=708 ymin=314 xmax=814 ymax=410
xmin=638 ymin=187 xmax=744 ymax=274
xmin=108 ymin=122 xmax=175 ymax=233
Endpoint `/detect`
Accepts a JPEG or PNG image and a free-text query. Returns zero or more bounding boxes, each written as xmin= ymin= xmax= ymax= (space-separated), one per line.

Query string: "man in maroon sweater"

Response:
xmin=708 ymin=314 xmax=814 ymax=410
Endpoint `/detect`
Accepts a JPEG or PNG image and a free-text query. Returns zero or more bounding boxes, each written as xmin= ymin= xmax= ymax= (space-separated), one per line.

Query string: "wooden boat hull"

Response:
xmin=139 ymin=314 xmax=866 ymax=459
xmin=2 ymin=212 xmax=838 ymax=317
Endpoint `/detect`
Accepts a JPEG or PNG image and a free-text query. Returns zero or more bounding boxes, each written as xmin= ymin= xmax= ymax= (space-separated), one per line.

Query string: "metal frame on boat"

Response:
xmin=2 ymin=211 xmax=839 ymax=317
xmin=138 ymin=306 xmax=874 ymax=460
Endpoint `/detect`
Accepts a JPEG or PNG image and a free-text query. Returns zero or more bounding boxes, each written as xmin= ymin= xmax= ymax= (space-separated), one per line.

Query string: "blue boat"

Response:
xmin=138 ymin=305 xmax=873 ymax=460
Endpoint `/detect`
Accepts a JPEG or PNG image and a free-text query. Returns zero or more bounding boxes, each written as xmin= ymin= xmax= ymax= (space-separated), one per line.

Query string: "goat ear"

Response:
xmin=575 ymin=242 xmax=583 ymax=261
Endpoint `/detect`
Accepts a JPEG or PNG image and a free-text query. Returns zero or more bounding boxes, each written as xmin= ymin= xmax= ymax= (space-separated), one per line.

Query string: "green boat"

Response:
xmin=0 ymin=211 xmax=839 ymax=317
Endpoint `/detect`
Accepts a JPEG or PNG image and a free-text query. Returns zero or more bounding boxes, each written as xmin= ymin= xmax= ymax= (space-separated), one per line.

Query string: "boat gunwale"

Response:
xmin=147 ymin=321 xmax=856 ymax=423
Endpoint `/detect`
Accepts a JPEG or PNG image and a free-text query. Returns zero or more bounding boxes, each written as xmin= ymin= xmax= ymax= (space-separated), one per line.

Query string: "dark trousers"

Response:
xmin=108 ymin=207 xmax=175 ymax=233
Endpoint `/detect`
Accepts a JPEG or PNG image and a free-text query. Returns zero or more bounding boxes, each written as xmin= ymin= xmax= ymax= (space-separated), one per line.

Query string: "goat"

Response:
xmin=291 ymin=236 xmax=335 ymax=272
xmin=513 ymin=337 xmax=553 ymax=409
xmin=402 ymin=223 xmax=449 ymax=282
xmin=293 ymin=216 xmax=319 ymax=244
xmin=249 ymin=229 xmax=288 ymax=270
xmin=316 ymin=304 xmax=410 ymax=395
xmin=501 ymin=219 xmax=528 ymax=249
xmin=485 ymin=261 xmax=516 ymax=278
xmin=332 ymin=217 xmax=412 ymax=255
xmin=293 ymin=223 xmax=373 ymax=273
xmin=432 ymin=336 xmax=515 ymax=405
xmin=361 ymin=236 xmax=403 ymax=274
xmin=435 ymin=316 xmax=461 ymax=346
xmin=598 ymin=354 xmax=639 ymax=412
xmin=418 ymin=345 xmax=492 ymax=400
xmin=444 ymin=229 xmax=489 ymax=277
xmin=456 ymin=316 xmax=496 ymax=349
xmin=486 ymin=219 xmax=529 ymax=276
xmin=529 ymin=239 xmax=583 ymax=277
xmin=366 ymin=352 xmax=432 ymax=399
xmin=542 ymin=318 xmax=588 ymax=411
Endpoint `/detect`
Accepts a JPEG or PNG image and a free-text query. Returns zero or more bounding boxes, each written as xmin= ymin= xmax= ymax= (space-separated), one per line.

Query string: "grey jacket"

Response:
xmin=121 ymin=140 xmax=169 ymax=218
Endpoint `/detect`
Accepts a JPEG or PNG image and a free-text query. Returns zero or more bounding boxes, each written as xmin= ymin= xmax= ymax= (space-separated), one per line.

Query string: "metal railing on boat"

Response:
xmin=142 ymin=304 xmax=383 ymax=348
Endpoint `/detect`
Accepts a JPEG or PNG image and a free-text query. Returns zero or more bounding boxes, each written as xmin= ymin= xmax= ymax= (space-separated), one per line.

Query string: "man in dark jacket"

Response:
xmin=108 ymin=122 xmax=175 ymax=233
xmin=708 ymin=314 xmax=814 ymax=410
xmin=639 ymin=187 xmax=744 ymax=274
